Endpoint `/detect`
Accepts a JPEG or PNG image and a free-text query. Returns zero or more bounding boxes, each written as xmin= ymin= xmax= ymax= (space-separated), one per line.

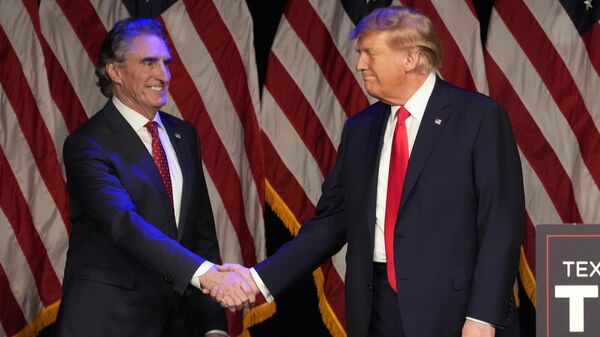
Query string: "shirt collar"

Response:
xmin=391 ymin=72 xmax=436 ymax=121
xmin=112 ymin=96 xmax=164 ymax=132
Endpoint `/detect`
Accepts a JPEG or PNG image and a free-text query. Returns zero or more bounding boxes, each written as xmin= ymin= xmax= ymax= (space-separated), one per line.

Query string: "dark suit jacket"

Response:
xmin=255 ymin=78 xmax=524 ymax=337
xmin=54 ymin=101 xmax=226 ymax=337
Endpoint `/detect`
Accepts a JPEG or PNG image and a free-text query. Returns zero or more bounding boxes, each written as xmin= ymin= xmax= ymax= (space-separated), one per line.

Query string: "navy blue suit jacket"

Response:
xmin=255 ymin=78 xmax=524 ymax=337
xmin=54 ymin=101 xmax=226 ymax=336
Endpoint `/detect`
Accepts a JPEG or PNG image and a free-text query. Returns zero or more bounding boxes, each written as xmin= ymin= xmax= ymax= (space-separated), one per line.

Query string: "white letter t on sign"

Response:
xmin=555 ymin=285 xmax=598 ymax=332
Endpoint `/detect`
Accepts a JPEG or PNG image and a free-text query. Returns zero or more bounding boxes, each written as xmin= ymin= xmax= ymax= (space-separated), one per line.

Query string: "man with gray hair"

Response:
xmin=53 ymin=18 xmax=253 ymax=337
xmin=219 ymin=6 xmax=524 ymax=337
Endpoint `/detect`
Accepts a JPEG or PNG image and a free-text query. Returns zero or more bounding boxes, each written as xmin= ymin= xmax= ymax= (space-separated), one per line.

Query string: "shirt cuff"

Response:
xmin=466 ymin=316 xmax=497 ymax=328
xmin=190 ymin=261 xmax=215 ymax=290
xmin=250 ymin=268 xmax=274 ymax=303
xmin=205 ymin=329 xmax=228 ymax=336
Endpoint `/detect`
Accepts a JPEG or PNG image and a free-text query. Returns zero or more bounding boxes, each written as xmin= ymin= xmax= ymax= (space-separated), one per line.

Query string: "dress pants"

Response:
xmin=369 ymin=263 xmax=405 ymax=337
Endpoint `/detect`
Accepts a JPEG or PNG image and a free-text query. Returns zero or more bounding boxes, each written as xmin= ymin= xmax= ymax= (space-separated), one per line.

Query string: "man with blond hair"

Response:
xmin=219 ymin=6 xmax=524 ymax=337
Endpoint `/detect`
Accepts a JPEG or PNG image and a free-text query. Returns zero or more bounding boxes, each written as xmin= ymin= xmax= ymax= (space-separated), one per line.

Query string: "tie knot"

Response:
xmin=145 ymin=121 xmax=159 ymax=138
xmin=396 ymin=106 xmax=410 ymax=125
xmin=396 ymin=106 xmax=410 ymax=122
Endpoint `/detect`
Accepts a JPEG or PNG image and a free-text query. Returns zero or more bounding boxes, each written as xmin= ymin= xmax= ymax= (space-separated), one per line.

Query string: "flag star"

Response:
xmin=584 ymin=0 xmax=593 ymax=10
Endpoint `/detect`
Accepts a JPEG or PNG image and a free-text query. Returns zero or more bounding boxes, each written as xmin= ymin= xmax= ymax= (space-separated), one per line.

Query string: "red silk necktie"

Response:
xmin=145 ymin=121 xmax=173 ymax=206
xmin=384 ymin=106 xmax=410 ymax=292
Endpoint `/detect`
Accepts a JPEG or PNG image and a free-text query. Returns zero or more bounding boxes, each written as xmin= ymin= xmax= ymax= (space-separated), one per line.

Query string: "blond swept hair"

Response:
xmin=350 ymin=6 xmax=442 ymax=74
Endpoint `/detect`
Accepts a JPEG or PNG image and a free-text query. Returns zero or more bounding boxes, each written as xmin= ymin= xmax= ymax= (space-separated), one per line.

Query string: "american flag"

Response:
xmin=261 ymin=0 xmax=598 ymax=336
xmin=0 ymin=1 xmax=266 ymax=336
xmin=1 ymin=1 xmax=599 ymax=337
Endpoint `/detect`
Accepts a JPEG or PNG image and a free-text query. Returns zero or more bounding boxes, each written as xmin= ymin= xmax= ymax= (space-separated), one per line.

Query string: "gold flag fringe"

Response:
xmin=13 ymin=300 xmax=59 ymax=337
xmin=265 ymin=180 xmax=347 ymax=337
xmin=237 ymin=301 xmax=277 ymax=337
xmin=518 ymin=246 xmax=536 ymax=307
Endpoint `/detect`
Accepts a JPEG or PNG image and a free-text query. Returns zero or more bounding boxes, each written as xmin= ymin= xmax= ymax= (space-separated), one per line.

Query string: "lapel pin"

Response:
xmin=434 ymin=118 xmax=442 ymax=125
xmin=174 ymin=133 xmax=182 ymax=139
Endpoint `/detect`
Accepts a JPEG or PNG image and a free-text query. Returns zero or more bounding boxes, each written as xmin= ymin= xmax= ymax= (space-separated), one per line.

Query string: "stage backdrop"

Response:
xmin=0 ymin=1 xmax=598 ymax=337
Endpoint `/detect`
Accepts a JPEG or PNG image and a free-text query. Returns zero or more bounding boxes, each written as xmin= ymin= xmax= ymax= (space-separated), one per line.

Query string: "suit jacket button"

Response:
xmin=368 ymin=284 xmax=372 ymax=290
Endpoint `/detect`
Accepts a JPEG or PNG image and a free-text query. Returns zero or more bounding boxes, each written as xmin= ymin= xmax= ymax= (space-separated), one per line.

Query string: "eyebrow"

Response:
xmin=140 ymin=56 xmax=172 ymax=63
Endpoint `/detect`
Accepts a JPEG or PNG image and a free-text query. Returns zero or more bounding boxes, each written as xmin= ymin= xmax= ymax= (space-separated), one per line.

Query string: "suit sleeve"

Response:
xmin=63 ymin=132 xmax=206 ymax=295
xmin=254 ymin=124 xmax=351 ymax=297
xmin=466 ymin=102 xmax=524 ymax=326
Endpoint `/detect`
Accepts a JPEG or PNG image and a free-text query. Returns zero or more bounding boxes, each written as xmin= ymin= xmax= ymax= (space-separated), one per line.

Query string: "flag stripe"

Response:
xmin=465 ymin=0 xmax=478 ymax=18
xmin=203 ymin=168 xmax=244 ymax=264
xmin=494 ymin=0 xmax=600 ymax=187
xmin=272 ymin=17 xmax=348 ymax=146
xmin=158 ymin=21 xmax=258 ymax=266
xmin=0 ymin=148 xmax=62 ymax=306
xmin=261 ymin=89 xmax=324 ymax=206
xmin=55 ymin=0 xmax=105 ymax=64
xmin=88 ymin=0 xmax=129 ymax=30
xmin=307 ymin=0 xmax=367 ymax=90
xmin=160 ymin=2 xmax=264 ymax=260
xmin=0 ymin=263 xmax=27 ymax=337
xmin=404 ymin=0 xmax=478 ymax=91
xmin=263 ymin=138 xmax=316 ymax=223
xmin=0 ymin=0 xmax=70 ymax=168
xmin=285 ymin=0 xmax=369 ymax=116
xmin=168 ymin=1 xmax=265 ymax=260
xmin=265 ymin=52 xmax=338 ymax=177
xmin=523 ymin=0 xmax=600 ymax=129
xmin=21 ymin=0 xmax=88 ymax=133
xmin=518 ymin=150 xmax=561 ymax=225
xmin=486 ymin=6 xmax=600 ymax=223
xmin=184 ymin=0 xmax=264 ymax=202
xmin=39 ymin=0 xmax=104 ymax=117
xmin=0 ymin=209 xmax=44 ymax=325
xmin=429 ymin=0 xmax=488 ymax=93
xmin=0 ymin=25 xmax=71 ymax=231
xmin=0 ymin=83 xmax=69 ymax=283
xmin=582 ymin=23 xmax=600 ymax=75
xmin=484 ymin=51 xmax=583 ymax=223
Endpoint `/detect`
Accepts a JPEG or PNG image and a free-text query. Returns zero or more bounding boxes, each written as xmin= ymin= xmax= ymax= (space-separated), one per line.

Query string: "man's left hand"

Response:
xmin=462 ymin=319 xmax=495 ymax=337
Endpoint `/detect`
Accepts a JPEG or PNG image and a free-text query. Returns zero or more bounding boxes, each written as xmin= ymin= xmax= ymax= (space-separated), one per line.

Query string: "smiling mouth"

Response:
xmin=150 ymin=86 xmax=165 ymax=91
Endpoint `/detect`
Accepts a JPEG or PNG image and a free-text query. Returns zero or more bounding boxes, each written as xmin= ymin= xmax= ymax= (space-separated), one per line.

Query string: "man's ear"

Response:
xmin=404 ymin=49 xmax=420 ymax=73
xmin=106 ymin=63 xmax=121 ymax=84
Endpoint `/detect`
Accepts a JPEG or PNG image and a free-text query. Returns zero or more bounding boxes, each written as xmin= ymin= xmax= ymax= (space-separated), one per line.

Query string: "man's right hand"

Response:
xmin=198 ymin=265 xmax=256 ymax=311
xmin=215 ymin=263 xmax=260 ymax=310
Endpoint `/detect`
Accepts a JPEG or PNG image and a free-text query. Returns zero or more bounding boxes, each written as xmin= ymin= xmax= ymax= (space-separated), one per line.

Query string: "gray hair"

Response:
xmin=349 ymin=6 xmax=442 ymax=74
xmin=95 ymin=18 xmax=169 ymax=97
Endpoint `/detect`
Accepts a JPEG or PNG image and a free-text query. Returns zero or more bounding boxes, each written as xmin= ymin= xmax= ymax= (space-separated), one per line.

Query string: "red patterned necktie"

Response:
xmin=384 ymin=106 xmax=410 ymax=292
xmin=145 ymin=121 xmax=173 ymax=206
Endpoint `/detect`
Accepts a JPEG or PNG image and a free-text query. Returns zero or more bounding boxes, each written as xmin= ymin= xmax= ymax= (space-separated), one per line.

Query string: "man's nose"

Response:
xmin=156 ymin=61 xmax=171 ymax=82
xmin=356 ymin=54 xmax=367 ymax=71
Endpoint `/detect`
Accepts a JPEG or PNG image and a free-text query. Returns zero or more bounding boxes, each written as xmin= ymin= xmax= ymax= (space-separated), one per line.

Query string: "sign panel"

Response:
xmin=537 ymin=224 xmax=600 ymax=337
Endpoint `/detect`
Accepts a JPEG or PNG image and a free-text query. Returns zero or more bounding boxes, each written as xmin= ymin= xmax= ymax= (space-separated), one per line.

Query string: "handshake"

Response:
xmin=198 ymin=263 xmax=260 ymax=312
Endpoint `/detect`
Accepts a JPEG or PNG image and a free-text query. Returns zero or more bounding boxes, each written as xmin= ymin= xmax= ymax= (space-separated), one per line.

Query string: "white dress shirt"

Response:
xmin=113 ymin=97 xmax=226 ymax=335
xmin=372 ymin=72 xmax=435 ymax=262
xmin=113 ymin=96 xmax=183 ymax=226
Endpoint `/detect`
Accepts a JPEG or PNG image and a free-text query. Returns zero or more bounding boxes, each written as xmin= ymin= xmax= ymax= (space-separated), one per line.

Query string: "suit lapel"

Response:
xmin=161 ymin=113 xmax=191 ymax=242
xmin=102 ymin=103 xmax=178 ymax=236
xmin=103 ymin=101 xmax=151 ymax=163
xmin=399 ymin=78 xmax=451 ymax=213
xmin=363 ymin=103 xmax=391 ymax=245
